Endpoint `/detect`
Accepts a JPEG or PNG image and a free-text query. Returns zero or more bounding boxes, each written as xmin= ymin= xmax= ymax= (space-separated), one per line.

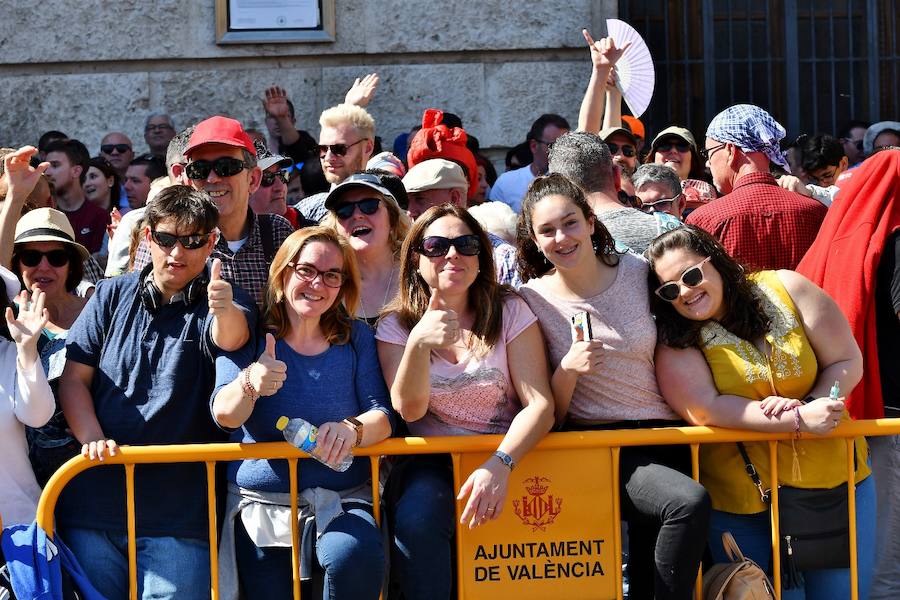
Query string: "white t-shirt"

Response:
xmin=488 ymin=165 xmax=536 ymax=214
xmin=0 ymin=339 xmax=55 ymax=526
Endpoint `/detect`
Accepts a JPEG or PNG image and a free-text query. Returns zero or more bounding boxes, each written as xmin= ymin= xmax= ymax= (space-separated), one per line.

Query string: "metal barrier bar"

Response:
xmin=35 ymin=420 xmax=900 ymax=600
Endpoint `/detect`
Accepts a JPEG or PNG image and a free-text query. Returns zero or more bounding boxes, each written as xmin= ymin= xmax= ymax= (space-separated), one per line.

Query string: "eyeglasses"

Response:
xmin=656 ymin=140 xmax=691 ymax=153
xmin=654 ymin=257 xmax=712 ymax=301
xmin=260 ymin=170 xmax=290 ymax=188
xmin=535 ymin=139 xmax=555 ymax=149
xmin=101 ymin=144 xmax=132 ymax=155
xmin=606 ymin=142 xmax=636 ymax=158
xmin=700 ymin=143 xmax=728 ymax=161
xmin=640 ymin=194 xmax=682 ymax=212
xmin=145 ymin=124 xmax=173 ymax=133
xmin=287 ymin=262 xmax=345 ymax=288
xmin=150 ymin=230 xmax=212 ymax=250
xmin=18 ymin=249 xmax=69 ymax=268
xmin=318 ymin=139 xmax=365 ymax=158
xmin=418 ymin=235 xmax=482 ymax=258
xmin=334 ymin=197 xmax=381 ymax=220
xmin=185 ymin=157 xmax=250 ymax=180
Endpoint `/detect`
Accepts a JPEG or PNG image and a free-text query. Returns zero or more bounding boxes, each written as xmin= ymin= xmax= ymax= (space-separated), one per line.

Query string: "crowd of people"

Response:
xmin=0 ymin=27 xmax=898 ymax=600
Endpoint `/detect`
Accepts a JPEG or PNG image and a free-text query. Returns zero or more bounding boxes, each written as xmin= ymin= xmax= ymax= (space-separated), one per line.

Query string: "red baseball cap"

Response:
xmin=185 ymin=116 xmax=256 ymax=157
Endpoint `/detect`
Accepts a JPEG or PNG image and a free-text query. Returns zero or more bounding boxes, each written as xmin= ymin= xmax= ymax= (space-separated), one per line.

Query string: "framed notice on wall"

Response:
xmin=215 ymin=0 xmax=335 ymax=44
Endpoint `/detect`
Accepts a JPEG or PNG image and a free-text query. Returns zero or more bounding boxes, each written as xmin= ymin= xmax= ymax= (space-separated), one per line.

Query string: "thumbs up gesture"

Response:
xmin=207 ymin=258 xmax=233 ymax=316
xmin=410 ymin=288 xmax=461 ymax=351
xmin=560 ymin=319 xmax=605 ymax=375
xmin=248 ymin=333 xmax=288 ymax=397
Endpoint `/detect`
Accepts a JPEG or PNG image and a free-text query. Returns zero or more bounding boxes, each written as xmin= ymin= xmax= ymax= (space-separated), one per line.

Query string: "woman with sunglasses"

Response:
xmin=376 ymin=204 xmax=554 ymax=600
xmin=647 ymin=127 xmax=716 ymax=213
xmin=212 ymin=226 xmax=394 ymax=600
xmin=514 ymin=174 xmax=709 ymax=600
xmin=647 ymin=225 xmax=875 ymax=599
xmin=322 ymin=173 xmax=410 ymax=325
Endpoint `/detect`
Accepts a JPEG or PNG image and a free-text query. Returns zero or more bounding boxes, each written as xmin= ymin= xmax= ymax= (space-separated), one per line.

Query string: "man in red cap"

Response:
xmin=135 ymin=116 xmax=293 ymax=306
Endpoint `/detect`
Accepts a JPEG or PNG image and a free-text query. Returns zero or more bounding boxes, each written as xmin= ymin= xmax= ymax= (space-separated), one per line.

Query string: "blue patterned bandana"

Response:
xmin=706 ymin=104 xmax=790 ymax=171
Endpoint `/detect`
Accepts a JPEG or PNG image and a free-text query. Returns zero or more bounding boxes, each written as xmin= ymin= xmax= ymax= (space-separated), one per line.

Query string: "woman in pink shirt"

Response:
xmin=376 ymin=204 xmax=555 ymax=600
xmin=516 ymin=174 xmax=709 ymax=600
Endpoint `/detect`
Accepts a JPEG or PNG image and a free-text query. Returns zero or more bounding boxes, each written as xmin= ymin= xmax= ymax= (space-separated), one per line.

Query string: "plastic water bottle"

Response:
xmin=275 ymin=416 xmax=353 ymax=472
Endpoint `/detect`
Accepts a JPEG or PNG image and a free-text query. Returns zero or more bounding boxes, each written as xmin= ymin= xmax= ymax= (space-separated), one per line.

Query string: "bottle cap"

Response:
xmin=275 ymin=416 xmax=289 ymax=431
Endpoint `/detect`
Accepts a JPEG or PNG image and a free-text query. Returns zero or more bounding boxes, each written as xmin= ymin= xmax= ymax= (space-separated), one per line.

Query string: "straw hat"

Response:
xmin=14 ymin=208 xmax=90 ymax=261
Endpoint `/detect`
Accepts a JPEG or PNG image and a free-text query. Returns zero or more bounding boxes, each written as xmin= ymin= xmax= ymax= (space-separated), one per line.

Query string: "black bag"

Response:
xmin=736 ymin=442 xmax=852 ymax=589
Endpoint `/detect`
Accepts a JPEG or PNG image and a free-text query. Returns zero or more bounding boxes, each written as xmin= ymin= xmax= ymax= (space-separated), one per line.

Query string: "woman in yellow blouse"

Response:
xmin=647 ymin=226 xmax=874 ymax=600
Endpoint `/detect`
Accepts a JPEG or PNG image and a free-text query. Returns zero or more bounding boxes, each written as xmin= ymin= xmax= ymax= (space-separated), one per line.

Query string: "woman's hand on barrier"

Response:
xmin=249 ymin=334 xmax=287 ymax=397
xmin=410 ymin=290 xmax=460 ymax=351
xmin=314 ymin=420 xmax=356 ymax=466
xmin=82 ymin=438 xmax=118 ymax=462
xmin=457 ymin=459 xmax=510 ymax=530
xmin=799 ymin=397 xmax=846 ymax=435
xmin=759 ymin=395 xmax=802 ymax=417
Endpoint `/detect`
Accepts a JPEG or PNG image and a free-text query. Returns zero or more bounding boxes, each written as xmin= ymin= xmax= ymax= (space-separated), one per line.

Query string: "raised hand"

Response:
xmin=582 ymin=29 xmax=632 ymax=71
xmin=6 ymin=289 xmax=49 ymax=353
xmin=207 ymin=258 xmax=233 ymax=317
xmin=3 ymin=146 xmax=49 ymax=202
xmin=107 ymin=207 xmax=122 ymax=239
xmin=344 ymin=73 xmax=380 ymax=107
xmin=410 ymin=289 xmax=460 ymax=351
xmin=249 ymin=333 xmax=288 ymax=397
xmin=560 ymin=322 xmax=604 ymax=375
xmin=263 ymin=86 xmax=292 ymax=120
xmin=799 ymin=397 xmax=846 ymax=435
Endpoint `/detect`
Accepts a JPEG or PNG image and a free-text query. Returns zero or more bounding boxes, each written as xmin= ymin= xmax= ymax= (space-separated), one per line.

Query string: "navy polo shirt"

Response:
xmin=56 ymin=271 xmax=257 ymax=539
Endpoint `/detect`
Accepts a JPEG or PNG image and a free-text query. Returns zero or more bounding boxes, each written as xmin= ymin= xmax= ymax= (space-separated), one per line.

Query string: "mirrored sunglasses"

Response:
xmin=261 ymin=170 xmax=290 ymax=188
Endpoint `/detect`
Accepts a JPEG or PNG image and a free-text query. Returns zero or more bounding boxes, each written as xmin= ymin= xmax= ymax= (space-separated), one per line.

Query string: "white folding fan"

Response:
xmin=606 ymin=19 xmax=655 ymax=118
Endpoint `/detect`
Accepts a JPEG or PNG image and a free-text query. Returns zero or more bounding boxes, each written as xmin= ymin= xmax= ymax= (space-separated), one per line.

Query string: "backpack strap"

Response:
xmin=257 ymin=213 xmax=276 ymax=265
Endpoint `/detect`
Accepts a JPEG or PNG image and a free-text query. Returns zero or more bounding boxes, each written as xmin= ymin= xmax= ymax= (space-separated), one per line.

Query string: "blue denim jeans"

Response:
xmin=387 ymin=455 xmax=456 ymax=600
xmin=62 ymin=527 xmax=211 ymax=600
xmin=233 ymin=506 xmax=384 ymax=600
xmin=708 ymin=474 xmax=876 ymax=600
xmin=867 ymin=434 xmax=900 ymax=600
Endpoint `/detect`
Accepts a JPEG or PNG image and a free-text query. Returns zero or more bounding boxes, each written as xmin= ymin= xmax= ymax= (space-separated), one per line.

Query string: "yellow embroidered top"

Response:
xmin=698 ymin=270 xmax=869 ymax=514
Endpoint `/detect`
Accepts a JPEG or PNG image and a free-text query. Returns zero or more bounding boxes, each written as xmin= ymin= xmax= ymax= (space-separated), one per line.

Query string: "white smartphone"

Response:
xmin=571 ymin=311 xmax=593 ymax=341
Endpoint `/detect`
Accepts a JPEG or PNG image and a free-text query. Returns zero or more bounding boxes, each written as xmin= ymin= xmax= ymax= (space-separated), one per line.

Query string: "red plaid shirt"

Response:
xmin=686 ymin=172 xmax=826 ymax=271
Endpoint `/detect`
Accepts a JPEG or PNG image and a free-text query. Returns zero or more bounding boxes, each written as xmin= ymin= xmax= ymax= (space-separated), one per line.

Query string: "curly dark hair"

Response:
xmin=645 ymin=225 xmax=771 ymax=348
xmin=515 ymin=173 xmax=618 ymax=283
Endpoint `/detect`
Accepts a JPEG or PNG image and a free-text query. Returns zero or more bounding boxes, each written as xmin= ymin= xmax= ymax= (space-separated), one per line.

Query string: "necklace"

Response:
xmin=360 ymin=264 xmax=395 ymax=321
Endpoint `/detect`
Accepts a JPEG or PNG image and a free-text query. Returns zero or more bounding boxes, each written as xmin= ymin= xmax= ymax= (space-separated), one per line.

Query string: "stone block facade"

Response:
xmin=0 ymin=0 xmax=616 ymax=160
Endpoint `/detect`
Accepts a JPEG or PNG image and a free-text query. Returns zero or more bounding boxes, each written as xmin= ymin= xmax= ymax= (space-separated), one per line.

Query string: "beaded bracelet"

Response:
xmin=241 ymin=365 xmax=259 ymax=403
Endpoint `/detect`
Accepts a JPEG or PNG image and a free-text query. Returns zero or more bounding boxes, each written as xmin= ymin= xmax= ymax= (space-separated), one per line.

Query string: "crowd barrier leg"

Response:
xmin=611 ymin=447 xmax=623 ymax=600
xmin=206 ymin=461 xmax=219 ymax=600
xmin=451 ymin=452 xmax=463 ymax=599
xmin=125 ymin=464 xmax=138 ymax=600
xmin=768 ymin=441 xmax=781 ymax=600
xmin=691 ymin=443 xmax=702 ymax=600
xmin=846 ymin=438 xmax=859 ymax=600
xmin=289 ymin=458 xmax=301 ymax=600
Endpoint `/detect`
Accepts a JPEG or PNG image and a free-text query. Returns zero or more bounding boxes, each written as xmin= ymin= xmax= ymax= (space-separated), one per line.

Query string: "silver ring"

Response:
xmin=486 ymin=507 xmax=495 ymax=513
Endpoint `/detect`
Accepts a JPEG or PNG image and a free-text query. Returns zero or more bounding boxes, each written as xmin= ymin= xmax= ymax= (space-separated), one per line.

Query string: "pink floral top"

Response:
xmin=376 ymin=295 xmax=537 ymax=436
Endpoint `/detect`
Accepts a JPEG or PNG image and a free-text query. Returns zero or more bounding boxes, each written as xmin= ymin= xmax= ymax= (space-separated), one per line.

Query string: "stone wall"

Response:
xmin=0 ymin=0 xmax=617 ymax=161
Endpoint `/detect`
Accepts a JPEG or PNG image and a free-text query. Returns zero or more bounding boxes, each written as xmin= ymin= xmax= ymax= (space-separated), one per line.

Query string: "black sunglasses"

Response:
xmin=656 ymin=140 xmax=692 ymax=153
xmin=150 ymin=230 xmax=212 ymax=250
xmin=606 ymin=143 xmax=636 ymax=158
xmin=700 ymin=143 xmax=727 ymax=161
xmin=318 ymin=139 xmax=365 ymax=158
xmin=260 ymin=170 xmax=290 ymax=188
xmin=654 ymin=257 xmax=712 ymax=301
xmin=18 ymin=249 xmax=70 ymax=268
xmin=334 ymin=198 xmax=381 ymax=220
xmin=418 ymin=235 xmax=482 ymax=258
xmin=185 ymin=157 xmax=249 ymax=181
xmin=100 ymin=144 xmax=132 ymax=155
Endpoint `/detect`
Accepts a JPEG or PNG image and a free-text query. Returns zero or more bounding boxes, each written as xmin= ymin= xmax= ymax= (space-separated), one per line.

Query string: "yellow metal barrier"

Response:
xmin=34 ymin=419 xmax=900 ymax=600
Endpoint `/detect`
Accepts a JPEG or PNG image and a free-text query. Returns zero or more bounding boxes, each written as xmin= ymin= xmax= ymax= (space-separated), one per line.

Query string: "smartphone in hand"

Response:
xmin=571 ymin=311 xmax=593 ymax=341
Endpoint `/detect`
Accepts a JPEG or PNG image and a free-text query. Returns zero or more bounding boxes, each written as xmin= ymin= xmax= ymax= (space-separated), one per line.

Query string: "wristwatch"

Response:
xmin=493 ymin=450 xmax=516 ymax=471
xmin=342 ymin=417 xmax=364 ymax=447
